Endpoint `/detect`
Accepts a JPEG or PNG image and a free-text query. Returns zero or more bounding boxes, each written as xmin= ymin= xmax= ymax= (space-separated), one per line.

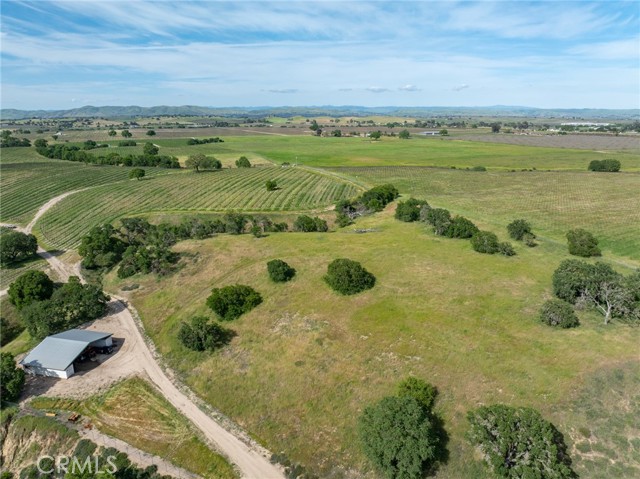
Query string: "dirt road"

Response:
xmin=12 ymin=192 xmax=285 ymax=479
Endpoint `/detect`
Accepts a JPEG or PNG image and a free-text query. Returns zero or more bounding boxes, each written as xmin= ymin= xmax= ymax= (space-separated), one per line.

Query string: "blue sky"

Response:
xmin=1 ymin=1 xmax=639 ymax=110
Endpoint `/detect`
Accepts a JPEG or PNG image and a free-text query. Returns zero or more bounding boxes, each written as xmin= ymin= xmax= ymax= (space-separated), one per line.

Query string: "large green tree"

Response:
xmin=0 ymin=231 xmax=38 ymax=266
xmin=1 ymin=352 xmax=25 ymax=405
xmin=143 ymin=142 xmax=159 ymax=156
xmin=79 ymin=224 xmax=126 ymax=269
xmin=358 ymin=396 xmax=439 ymax=479
xmin=185 ymin=154 xmax=221 ymax=172
xmin=8 ymin=270 xmax=54 ymax=310
xmin=467 ymin=404 xmax=574 ymax=479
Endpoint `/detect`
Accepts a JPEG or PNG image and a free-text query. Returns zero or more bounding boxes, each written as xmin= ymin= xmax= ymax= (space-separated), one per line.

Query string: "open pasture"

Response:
xmin=331 ymin=167 xmax=640 ymax=262
xmin=35 ymin=166 xmax=360 ymax=249
xmin=155 ymin=135 xmax=640 ymax=170
xmin=106 ymin=210 xmax=640 ymax=479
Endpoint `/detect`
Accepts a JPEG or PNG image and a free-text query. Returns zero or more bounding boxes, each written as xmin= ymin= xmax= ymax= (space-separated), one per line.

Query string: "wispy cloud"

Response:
xmin=452 ymin=84 xmax=470 ymax=92
xmin=568 ymin=36 xmax=640 ymax=60
xmin=399 ymin=84 xmax=420 ymax=92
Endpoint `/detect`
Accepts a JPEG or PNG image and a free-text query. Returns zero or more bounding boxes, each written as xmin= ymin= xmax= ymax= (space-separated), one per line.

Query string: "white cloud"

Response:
xmin=366 ymin=86 xmax=390 ymax=93
xmin=445 ymin=2 xmax=623 ymax=39
xmin=452 ymin=84 xmax=469 ymax=92
xmin=399 ymin=84 xmax=420 ymax=92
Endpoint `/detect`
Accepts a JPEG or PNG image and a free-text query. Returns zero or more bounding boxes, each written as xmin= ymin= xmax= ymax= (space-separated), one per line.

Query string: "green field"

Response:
xmin=329 ymin=167 xmax=640 ymax=262
xmin=150 ymin=135 xmax=640 ymax=170
xmin=104 ymin=209 xmax=640 ymax=479
xmin=35 ymin=166 xmax=360 ymax=249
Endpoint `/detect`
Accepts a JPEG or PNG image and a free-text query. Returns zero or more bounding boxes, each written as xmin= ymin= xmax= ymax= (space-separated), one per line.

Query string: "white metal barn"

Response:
xmin=20 ymin=329 xmax=113 ymax=379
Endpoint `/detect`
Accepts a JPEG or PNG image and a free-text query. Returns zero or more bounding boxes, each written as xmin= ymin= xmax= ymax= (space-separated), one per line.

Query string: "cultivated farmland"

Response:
xmin=35 ymin=166 xmax=360 ymax=248
xmin=0 ymin=147 xmax=172 ymax=224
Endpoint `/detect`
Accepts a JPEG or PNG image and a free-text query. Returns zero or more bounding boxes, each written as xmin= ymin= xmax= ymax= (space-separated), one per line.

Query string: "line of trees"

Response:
xmin=186 ymin=137 xmax=224 ymax=145
xmin=395 ymin=198 xmax=517 ymax=256
xmin=1 ymin=130 xmax=31 ymax=147
xmin=35 ymin=140 xmax=180 ymax=168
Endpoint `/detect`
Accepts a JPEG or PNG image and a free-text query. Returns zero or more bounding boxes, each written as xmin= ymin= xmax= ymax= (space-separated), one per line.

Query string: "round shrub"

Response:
xmin=567 ymin=228 xmax=601 ymax=257
xmin=539 ymin=299 xmax=579 ymax=328
xmin=467 ymin=404 xmax=574 ymax=479
xmin=324 ymin=258 xmax=375 ymax=295
xmin=206 ymin=284 xmax=262 ymax=321
xmin=265 ymin=180 xmax=278 ymax=191
xmin=358 ymin=396 xmax=439 ymax=479
xmin=507 ymin=219 xmax=533 ymax=241
xmin=178 ymin=316 xmax=233 ymax=351
xmin=267 ymin=259 xmax=296 ymax=283
xmin=523 ymin=233 xmax=537 ymax=247
xmin=235 ymin=156 xmax=251 ymax=168
xmin=471 ymin=231 xmax=499 ymax=254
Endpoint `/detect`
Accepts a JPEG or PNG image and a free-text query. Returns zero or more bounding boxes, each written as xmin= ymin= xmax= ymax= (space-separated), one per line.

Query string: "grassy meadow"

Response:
xmin=104 ymin=207 xmax=640 ymax=478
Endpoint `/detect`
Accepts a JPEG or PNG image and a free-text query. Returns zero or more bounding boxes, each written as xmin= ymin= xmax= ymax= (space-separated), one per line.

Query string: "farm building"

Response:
xmin=20 ymin=329 xmax=113 ymax=379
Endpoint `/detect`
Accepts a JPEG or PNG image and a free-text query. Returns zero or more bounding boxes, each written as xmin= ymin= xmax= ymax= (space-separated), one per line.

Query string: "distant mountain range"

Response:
xmin=1 ymin=105 xmax=638 ymax=121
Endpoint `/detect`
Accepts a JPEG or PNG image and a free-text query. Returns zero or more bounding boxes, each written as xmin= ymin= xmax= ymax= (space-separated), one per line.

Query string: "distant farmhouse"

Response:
xmin=20 ymin=329 xmax=113 ymax=379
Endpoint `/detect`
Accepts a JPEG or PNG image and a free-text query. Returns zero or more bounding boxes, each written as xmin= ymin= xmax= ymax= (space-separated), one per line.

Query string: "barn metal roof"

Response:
xmin=20 ymin=329 xmax=112 ymax=371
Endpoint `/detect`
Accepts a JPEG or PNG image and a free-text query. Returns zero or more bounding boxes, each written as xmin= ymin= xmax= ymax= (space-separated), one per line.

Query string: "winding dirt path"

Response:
xmin=7 ymin=192 xmax=285 ymax=479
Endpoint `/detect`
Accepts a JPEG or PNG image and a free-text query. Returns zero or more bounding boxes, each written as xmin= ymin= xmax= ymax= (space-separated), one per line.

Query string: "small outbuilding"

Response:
xmin=20 ymin=329 xmax=113 ymax=379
